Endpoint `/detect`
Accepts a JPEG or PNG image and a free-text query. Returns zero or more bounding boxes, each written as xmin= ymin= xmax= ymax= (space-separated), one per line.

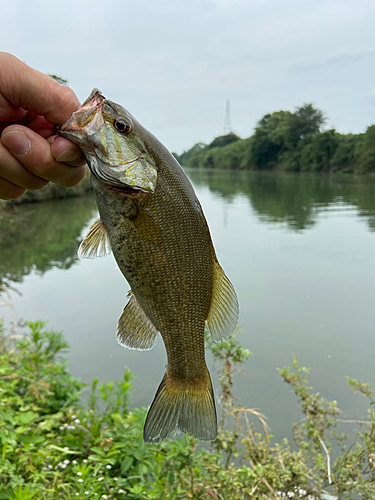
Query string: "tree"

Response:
xmin=293 ymin=103 xmax=326 ymax=139
xmin=207 ymin=133 xmax=241 ymax=149
xmin=357 ymin=125 xmax=375 ymax=173
xmin=250 ymin=105 xmax=325 ymax=169
xmin=299 ymin=130 xmax=339 ymax=171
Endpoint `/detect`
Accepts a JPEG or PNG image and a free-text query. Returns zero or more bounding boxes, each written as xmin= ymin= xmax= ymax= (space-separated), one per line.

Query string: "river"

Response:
xmin=1 ymin=170 xmax=374 ymax=441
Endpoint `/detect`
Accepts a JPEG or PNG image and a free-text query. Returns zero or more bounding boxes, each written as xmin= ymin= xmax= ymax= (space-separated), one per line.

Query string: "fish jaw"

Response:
xmin=56 ymin=88 xmax=104 ymax=145
xmin=56 ymin=89 xmax=158 ymax=193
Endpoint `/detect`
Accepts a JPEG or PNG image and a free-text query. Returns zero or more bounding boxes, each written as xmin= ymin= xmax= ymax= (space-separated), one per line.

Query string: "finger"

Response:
xmin=0 ymin=175 xmax=26 ymax=200
xmin=25 ymin=115 xmax=55 ymax=138
xmin=0 ymin=92 xmax=27 ymax=121
xmin=0 ymin=136 xmax=49 ymax=190
xmin=0 ymin=52 xmax=81 ymax=124
xmin=51 ymin=136 xmax=86 ymax=167
xmin=1 ymin=125 xmax=86 ymax=187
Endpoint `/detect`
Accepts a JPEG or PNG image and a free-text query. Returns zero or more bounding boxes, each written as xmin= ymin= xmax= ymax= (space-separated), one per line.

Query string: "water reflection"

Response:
xmin=1 ymin=172 xmax=375 ymax=289
xmin=0 ymin=196 xmax=97 ymax=288
xmin=187 ymin=170 xmax=375 ymax=231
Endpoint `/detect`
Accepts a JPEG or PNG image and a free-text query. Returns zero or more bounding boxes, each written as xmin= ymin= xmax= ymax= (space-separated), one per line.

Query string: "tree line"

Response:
xmin=175 ymin=104 xmax=375 ymax=173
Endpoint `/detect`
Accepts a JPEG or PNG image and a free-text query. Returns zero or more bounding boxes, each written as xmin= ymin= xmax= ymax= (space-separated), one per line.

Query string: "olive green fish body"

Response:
xmin=93 ymin=160 xmax=213 ymax=382
xmin=56 ymin=89 xmax=239 ymax=442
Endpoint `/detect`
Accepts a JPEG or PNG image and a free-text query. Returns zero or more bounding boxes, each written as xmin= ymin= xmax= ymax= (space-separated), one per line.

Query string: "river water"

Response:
xmin=1 ymin=170 xmax=374 ymax=441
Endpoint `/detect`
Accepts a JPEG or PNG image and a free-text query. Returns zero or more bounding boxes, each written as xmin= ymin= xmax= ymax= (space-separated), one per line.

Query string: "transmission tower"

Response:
xmin=223 ymin=100 xmax=232 ymax=135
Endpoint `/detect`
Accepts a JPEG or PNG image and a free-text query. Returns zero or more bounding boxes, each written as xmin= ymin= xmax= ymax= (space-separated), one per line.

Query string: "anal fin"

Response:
xmin=78 ymin=218 xmax=111 ymax=259
xmin=206 ymin=257 xmax=239 ymax=342
xmin=117 ymin=291 xmax=158 ymax=351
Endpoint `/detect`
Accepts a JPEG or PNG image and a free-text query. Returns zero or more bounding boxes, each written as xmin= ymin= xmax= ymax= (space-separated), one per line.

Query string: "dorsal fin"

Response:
xmin=117 ymin=291 xmax=158 ymax=351
xmin=206 ymin=257 xmax=239 ymax=342
xmin=78 ymin=218 xmax=111 ymax=259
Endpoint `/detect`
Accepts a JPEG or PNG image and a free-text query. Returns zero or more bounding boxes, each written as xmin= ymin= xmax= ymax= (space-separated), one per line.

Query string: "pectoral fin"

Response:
xmin=117 ymin=291 xmax=158 ymax=351
xmin=78 ymin=218 xmax=111 ymax=259
xmin=206 ymin=257 xmax=239 ymax=342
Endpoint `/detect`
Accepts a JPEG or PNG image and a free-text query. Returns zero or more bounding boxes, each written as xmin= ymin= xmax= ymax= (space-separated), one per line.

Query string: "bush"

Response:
xmin=356 ymin=125 xmax=375 ymax=173
xmin=0 ymin=320 xmax=374 ymax=499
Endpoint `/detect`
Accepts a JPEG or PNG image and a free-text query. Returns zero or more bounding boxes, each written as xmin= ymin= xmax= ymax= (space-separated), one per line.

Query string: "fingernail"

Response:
xmin=56 ymin=150 xmax=80 ymax=163
xmin=2 ymin=131 xmax=31 ymax=156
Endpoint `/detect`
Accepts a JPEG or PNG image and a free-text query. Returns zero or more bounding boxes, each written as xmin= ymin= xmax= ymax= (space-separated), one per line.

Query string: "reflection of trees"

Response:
xmin=1 ymin=171 xmax=374 ymax=291
xmin=340 ymin=181 xmax=375 ymax=231
xmin=187 ymin=169 xmax=375 ymax=232
xmin=188 ymin=169 xmax=244 ymax=203
xmin=0 ymin=196 xmax=97 ymax=287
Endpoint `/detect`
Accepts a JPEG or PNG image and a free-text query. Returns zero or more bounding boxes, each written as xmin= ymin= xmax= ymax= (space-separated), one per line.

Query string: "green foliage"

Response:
xmin=331 ymin=133 xmax=363 ymax=173
xmin=297 ymin=130 xmax=339 ymax=172
xmin=207 ymin=133 xmax=241 ymax=150
xmin=175 ymin=103 xmax=375 ymax=173
xmin=356 ymin=125 xmax=375 ymax=173
xmin=185 ymin=138 xmax=253 ymax=171
xmin=174 ymin=142 xmax=206 ymax=168
xmin=293 ymin=103 xmax=326 ymax=139
xmin=249 ymin=105 xmax=323 ymax=168
xmin=242 ymin=103 xmax=326 ymax=170
xmin=0 ymin=321 xmax=218 ymax=499
xmin=0 ymin=320 xmax=374 ymax=499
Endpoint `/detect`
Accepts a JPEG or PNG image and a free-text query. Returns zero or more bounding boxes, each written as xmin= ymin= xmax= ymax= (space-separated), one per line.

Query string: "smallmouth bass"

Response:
xmin=56 ymin=89 xmax=239 ymax=442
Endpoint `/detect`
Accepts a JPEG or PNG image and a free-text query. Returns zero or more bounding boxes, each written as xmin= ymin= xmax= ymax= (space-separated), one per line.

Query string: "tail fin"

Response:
xmin=143 ymin=368 xmax=217 ymax=443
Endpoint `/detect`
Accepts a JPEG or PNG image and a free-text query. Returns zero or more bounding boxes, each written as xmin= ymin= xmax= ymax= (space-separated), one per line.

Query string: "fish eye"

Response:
xmin=114 ymin=118 xmax=131 ymax=134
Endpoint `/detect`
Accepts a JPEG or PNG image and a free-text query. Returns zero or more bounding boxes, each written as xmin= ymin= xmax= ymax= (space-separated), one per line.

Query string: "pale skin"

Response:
xmin=0 ymin=52 xmax=86 ymax=200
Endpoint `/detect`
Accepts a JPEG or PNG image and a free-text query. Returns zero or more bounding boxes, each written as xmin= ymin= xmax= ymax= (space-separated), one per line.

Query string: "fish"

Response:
xmin=56 ymin=89 xmax=239 ymax=443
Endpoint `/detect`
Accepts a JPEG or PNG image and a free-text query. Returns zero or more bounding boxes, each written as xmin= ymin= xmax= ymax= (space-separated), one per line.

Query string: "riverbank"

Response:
xmin=175 ymin=105 xmax=375 ymax=174
xmin=0 ymin=319 xmax=373 ymax=499
xmin=0 ymin=170 xmax=92 ymax=210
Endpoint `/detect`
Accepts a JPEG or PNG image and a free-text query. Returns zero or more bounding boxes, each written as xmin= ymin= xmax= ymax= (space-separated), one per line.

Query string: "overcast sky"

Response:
xmin=2 ymin=0 xmax=375 ymax=153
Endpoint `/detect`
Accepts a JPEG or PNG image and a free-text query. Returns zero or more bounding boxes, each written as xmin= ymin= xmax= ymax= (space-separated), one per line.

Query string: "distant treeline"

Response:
xmin=174 ymin=104 xmax=375 ymax=173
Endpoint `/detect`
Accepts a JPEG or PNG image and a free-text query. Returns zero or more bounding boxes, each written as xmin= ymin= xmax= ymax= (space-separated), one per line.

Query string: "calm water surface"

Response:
xmin=1 ymin=171 xmax=374 ymax=440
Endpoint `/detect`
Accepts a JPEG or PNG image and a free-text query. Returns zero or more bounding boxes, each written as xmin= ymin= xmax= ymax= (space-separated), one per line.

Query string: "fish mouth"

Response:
xmin=81 ymin=88 xmax=105 ymax=107
xmin=55 ymin=88 xmax=105 ymax=139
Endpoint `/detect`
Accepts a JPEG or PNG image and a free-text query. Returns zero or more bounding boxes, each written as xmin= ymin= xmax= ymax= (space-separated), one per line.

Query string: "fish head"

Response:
xmin=56 ymin=89 xmax=158 ymax=193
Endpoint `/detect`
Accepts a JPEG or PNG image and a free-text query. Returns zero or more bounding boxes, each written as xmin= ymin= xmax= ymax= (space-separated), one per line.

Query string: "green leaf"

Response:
xmin=168 ymin=471 xmax=175 ymax=484
xmin=121 ymin=456 xmax=133 ymax=473
xmin=138 ymin=463 xmax=148 ymax=475
xmin=47 ymin=445 xmax=82 ymax=454
xmin=2 ymin=442 xmax=8 ymax=460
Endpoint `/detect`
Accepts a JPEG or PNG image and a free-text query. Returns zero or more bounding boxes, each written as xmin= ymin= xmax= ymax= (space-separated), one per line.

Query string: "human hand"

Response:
xmin=0 ymin=52 xmax=86 ymax=200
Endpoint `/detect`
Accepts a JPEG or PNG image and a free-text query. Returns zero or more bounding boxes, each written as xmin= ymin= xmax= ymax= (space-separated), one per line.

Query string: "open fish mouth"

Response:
xmin=71 ymin=89 xmax=104 ymax=129
xmin=55 ymin=88 xmax=105 ymax=140
xmin=81 ymin=88 xmax=105 ymax=107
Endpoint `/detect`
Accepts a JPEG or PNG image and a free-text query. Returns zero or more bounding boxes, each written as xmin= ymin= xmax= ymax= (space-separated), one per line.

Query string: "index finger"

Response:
xmin=0 ymin=52 xmax=80 ymax=124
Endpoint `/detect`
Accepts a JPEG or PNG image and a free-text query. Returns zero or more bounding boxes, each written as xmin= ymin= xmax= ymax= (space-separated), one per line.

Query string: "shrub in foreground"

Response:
xmin=0 ymin=320 xmax=374 ymax=499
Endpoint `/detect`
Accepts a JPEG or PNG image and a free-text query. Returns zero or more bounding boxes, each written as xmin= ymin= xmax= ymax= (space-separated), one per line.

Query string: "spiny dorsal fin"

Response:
xmin=78 ymin=218 xmax=111 ymax=259
xmin=117 ymin=291 xmax=158 ymax=351
xmin=206 ymin=257 xmax=239 ymax=342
